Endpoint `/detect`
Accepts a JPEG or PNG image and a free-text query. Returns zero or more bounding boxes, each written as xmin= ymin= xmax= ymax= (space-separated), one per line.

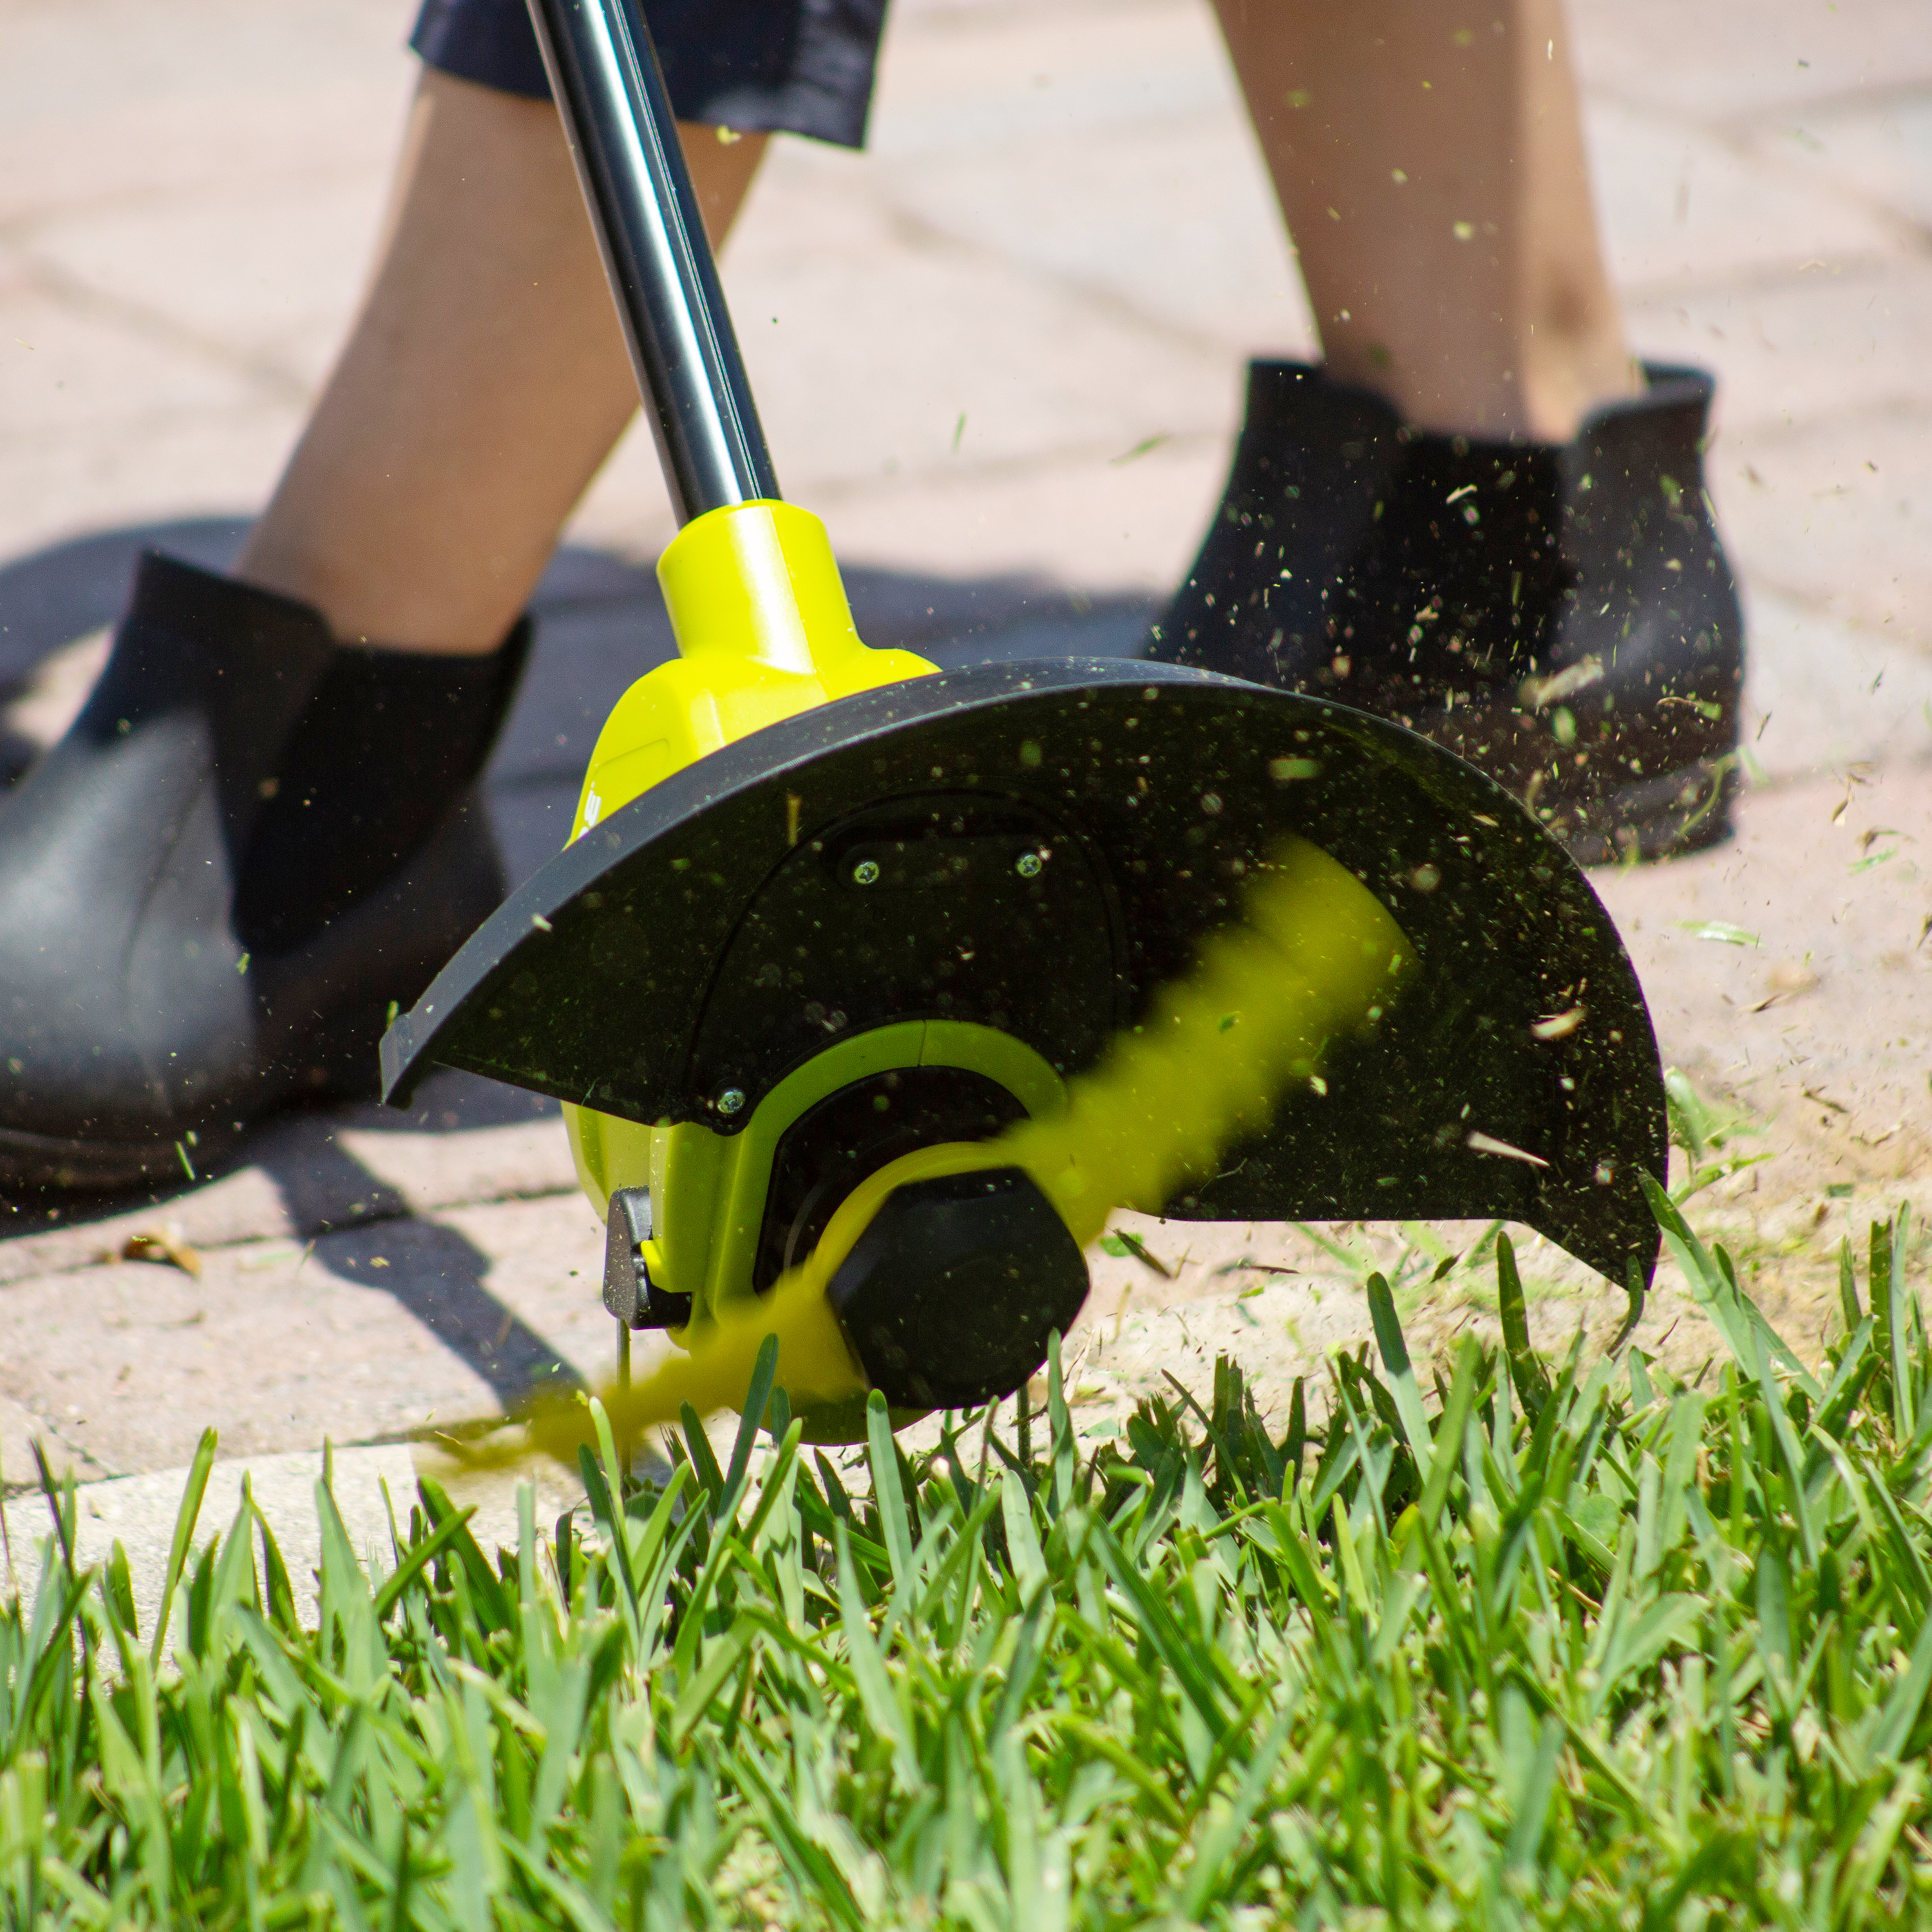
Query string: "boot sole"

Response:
xmin=0 ymin=1019 xmax=383 ymax=1196
xmin=0 ymin=1119 xmax=247 ymax=1194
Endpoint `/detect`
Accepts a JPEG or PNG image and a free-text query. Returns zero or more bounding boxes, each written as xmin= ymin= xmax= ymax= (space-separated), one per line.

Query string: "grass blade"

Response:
xmin=1366 ymin=1271 xmax=1432 ymax=1484
xmin=149 ymin=1426 xmax=217 ymax=1667
xmin=1502 ymin=1714 xmax=1565 ymax=1871
xmin=1495 ymin=1235 xmax=1550 ymax=1417
xmin=866 ymin=1391 xmax=915 ymax=1587
xmin=1872 ymin=1602 xmax=1932 ymax=1762
xmin=1745 ymin=1322 xmax=1819 ymax=1567
xmin=1886 ymin=1211 xmax=1917 ymax=1441
xmin=723 ymin=1333 xmax=782 ymax=1510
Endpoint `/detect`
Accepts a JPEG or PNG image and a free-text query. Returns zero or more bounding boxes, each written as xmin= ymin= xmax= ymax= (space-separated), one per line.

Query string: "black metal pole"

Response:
xmin=526 ymin=0 xmax=781 ymax=523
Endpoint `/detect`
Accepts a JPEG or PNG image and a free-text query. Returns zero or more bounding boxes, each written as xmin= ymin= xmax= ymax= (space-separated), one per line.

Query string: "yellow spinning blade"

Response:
xmin=482 ymin=833 xmax=1407 ymax=1470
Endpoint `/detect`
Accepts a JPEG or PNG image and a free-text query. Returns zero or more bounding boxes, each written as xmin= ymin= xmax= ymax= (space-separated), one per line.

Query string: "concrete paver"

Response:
xmin=1720 ymin=412 xmax=1932 ymax=642
xmin=1768 ymin=94 xmax=1932 ymax=232
xmin=0 ymin=1193 xmax=608 ymax=1477
xmin=0 ymin=0 xmax=1927 ymax=1540
xmin=1567 ymin=0 xmax=1932 ymax=120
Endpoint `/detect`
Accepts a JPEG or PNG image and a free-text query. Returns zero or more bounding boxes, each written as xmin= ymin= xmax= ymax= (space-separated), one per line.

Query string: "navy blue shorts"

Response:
xmin=410 ymin=0 xmax=889 ymax=149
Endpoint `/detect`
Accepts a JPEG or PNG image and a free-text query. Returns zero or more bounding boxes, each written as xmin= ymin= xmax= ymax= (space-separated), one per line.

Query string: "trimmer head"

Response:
xmin=384 ymin=658 xmax=1665 ymax=1351
xmin=377 ymin=0 xmax=1670 ymax=1439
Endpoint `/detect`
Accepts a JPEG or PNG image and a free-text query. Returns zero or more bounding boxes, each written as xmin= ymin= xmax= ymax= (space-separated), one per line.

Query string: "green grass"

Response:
xmin=6 ymin=1193 xmax=1932 ymax=1927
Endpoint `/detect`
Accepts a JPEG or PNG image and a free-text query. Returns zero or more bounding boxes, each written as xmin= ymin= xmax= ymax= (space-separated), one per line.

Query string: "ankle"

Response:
xmin=1324 ymin=337 xmax=1644 ymax=447
xmin=233 ymin=527 xmax=528 ymax=658
xmin=1522 ymin=327 xmax=1645 ymax=444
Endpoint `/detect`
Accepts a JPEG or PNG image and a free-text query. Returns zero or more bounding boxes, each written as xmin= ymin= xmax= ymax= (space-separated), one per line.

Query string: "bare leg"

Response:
xmin=236 ymin=70 xmax=767 ymax=653
xmin=1212 ymin=0 xmax=1638 ymax=442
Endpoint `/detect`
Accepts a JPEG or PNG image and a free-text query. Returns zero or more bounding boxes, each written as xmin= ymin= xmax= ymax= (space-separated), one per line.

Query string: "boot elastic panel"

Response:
xmin=1422 ymin=366 xmax=1744 ymax=862
xmin=1148 ymin=359 xmax=1744 ymax=864
xmin=1144 ymin=360 xmax=1399 ymax=687
xmin=238 ymin=619 xmax=529 ymax=954
xmin=1331 ymin=432 xmax=1567 ymax=708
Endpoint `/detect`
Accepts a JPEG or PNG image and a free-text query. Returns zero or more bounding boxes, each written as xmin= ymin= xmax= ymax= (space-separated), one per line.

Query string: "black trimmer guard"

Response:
xmin=382 ymin=660 xmax=1666 ymax=1287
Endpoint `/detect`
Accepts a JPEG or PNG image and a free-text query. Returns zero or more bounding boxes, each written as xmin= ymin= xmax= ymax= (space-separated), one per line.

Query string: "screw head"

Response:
xmin=1015 ymin=851 xmax=1043 ymax=878
xmin=852 ymin=858 xmax=880 ymax=886
xmin=717 ymin=1087 xmax=746 ymax=1116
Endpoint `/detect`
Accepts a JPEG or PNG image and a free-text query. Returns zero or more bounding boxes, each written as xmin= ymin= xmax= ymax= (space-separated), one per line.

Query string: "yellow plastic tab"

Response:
xmin=569 ymin=500 xmax=934 ymax=838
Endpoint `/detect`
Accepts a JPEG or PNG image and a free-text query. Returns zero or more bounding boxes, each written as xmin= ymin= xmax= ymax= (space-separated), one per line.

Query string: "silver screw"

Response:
xmin=717 ymin=1087 xmax=746 ymax=1116
xmin=1016 ymin=851 xmax=1043 ymax=878
xmin=853 ymin=858 xmax=880 ymax=886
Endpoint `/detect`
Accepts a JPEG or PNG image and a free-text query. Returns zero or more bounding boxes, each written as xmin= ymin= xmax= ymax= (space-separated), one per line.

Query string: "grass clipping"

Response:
xmin=500 ymin=834 xmax=1406 ymax=1464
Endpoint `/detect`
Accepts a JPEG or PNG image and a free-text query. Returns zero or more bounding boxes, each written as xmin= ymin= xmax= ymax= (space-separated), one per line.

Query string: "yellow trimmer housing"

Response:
xmin=567 ymin=501 xmax=936 ymax=840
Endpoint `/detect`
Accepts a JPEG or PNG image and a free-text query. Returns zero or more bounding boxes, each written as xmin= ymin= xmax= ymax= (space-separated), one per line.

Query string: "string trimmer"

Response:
xmin=380 ymin=0 xmax=1669 ymax=1442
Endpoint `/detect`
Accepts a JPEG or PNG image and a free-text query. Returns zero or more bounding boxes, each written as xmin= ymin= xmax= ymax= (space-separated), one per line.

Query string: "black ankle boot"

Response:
xmin=0 ymin=552 xmax=528 ymax=1190
xmin=1147 ymin=361 xmax=1745 ymax=863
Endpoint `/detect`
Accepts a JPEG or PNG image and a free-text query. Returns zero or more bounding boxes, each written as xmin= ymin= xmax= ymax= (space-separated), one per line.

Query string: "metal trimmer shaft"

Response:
xmin=526 ymin=0 xmax=780 ymax=522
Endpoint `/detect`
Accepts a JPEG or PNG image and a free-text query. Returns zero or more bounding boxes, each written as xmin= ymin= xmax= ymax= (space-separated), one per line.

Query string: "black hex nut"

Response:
xmin=825 ymin=1166 xmax=1089 ymax=1410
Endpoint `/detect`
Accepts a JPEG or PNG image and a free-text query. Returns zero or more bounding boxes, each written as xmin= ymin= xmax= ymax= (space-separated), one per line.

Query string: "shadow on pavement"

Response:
xmin=315 ymin=1207 xmax=578 ymax=1409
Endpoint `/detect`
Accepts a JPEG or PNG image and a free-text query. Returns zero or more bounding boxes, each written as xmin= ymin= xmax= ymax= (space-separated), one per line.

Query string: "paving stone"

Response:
xmin=1750 ymin=90 xmax=1932 ymax=233
xmin=0 ymin=1077 xmax=573 ymax=1285
xmin=1 ymin=1393 xmax=109 ymax=1492
xmin=0 ymin=77 xmax=407 ymax=235
xmin=21 ymin=175 xmax=392 ymax=394
xmin=1595 ymin=764 xmax=1932 ymax=1214
xmin=567 ymin=431 xmax=1224 ymax=627
xmin=735 ymin=214 xmax=1232 ymax=491
xmin=1602 ymin=97 xmax=1902 ymax=301
xmin=807 ymin=437 xmax=1233 ymax=594
xmin=0 ymin=1190 xmax=612 ymax=1476
xmin=0 ymin=280 xmax=270 ymax=438
xmin=1628 ymin=257 xmax=1932 ymax=435
xmin=856 ymin=80 xmax=1310 ymax=358
xmin=0 ymin=0 xmax=404 ymax=138
xmin=1715 ymin=403 xmax=1932 ymax=644
xmin=1568 ymin=0 xmax=1932 ymax=122
xmin=869 ymin=0 xmax=1242 ymax=176
xmin=0 ymin=407 xmax=306 ymax=593
xmin=1742 ymin=589 xmax=1932 ymax=781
